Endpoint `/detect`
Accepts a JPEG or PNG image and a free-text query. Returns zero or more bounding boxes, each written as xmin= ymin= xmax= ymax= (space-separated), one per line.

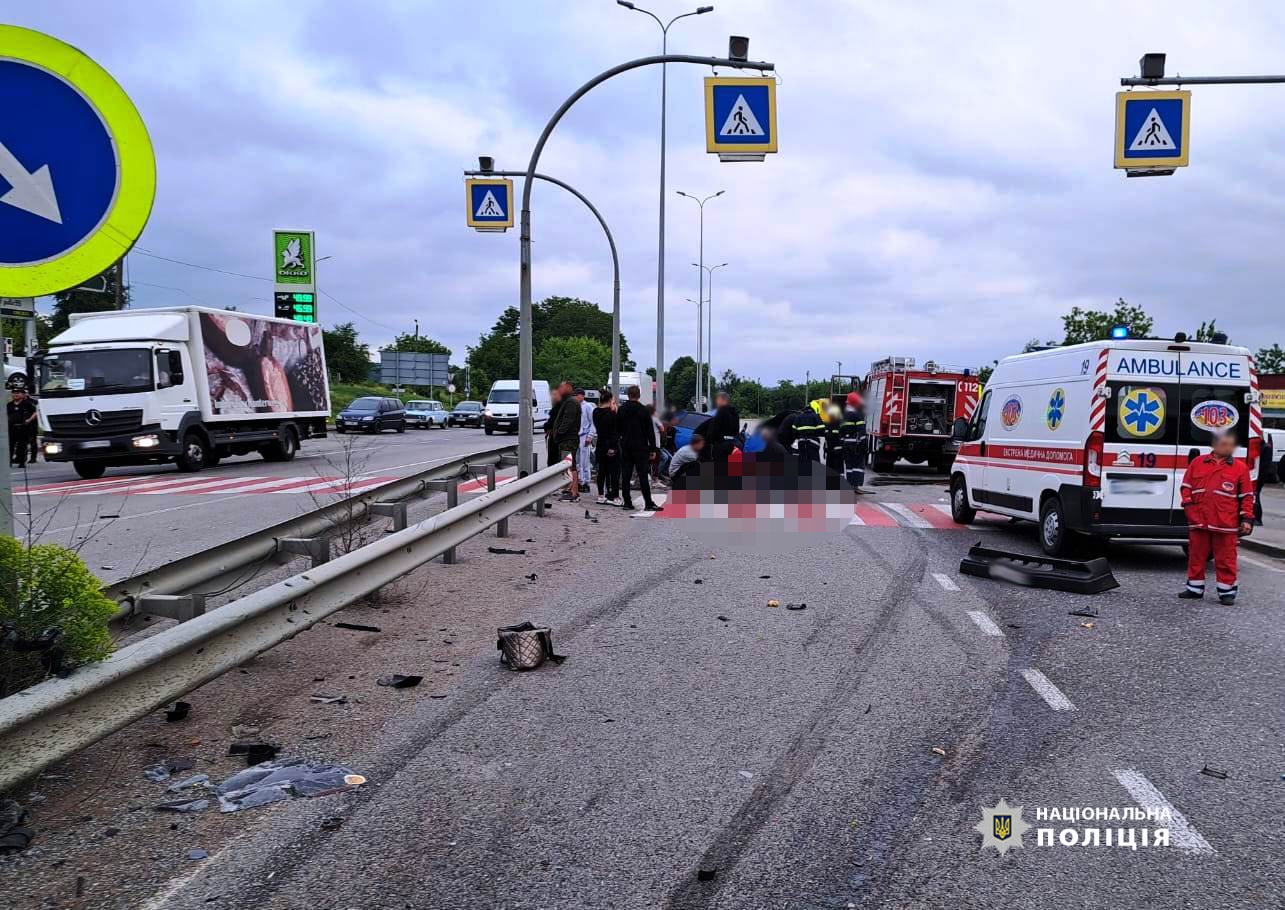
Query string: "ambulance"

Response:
xmin=949 ymin=338 xmax=1262 ymax=555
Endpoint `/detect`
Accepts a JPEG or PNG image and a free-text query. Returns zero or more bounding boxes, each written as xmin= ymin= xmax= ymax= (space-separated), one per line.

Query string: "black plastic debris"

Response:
xmin=215 ymin=759 xmax=366 ymax=813
xmin=959 ymin=543 xmax=1120 ymax=594
xmin=334 ymin=622 xmax=381 ymax=633
xmin=525 ymin=573 xmax=538 ymax=581
xmin=488 ymin=547 xmax=527 ymax=555
xmin=1068 ymin=606 xmax=1099 ymax=618
xmin=1200 ymin=766 xmax=1228 ymax=780
xmin=694 ymin=579 xmax=704 ymax=585
xmin=697 ymin=868 xmax=718 ymax=882
xmin=377 ymin=674 xmax=423 ymax=689
xmin=320 ymin=816 xmax=345 ymax=831
xmin=785 ymin=602 xmax=807 ymax=611
xmin=228 ymin=742 xmax=281 ymax=766
xmin=716 ymin=615 xmax=729 ymax=622
xmin=0 ymin=800 xmax=34 ymax=855
xmin=165 ymin=701 xmax=191 ymax=722
xmin=758 ymin=575 xmax=771 ymax=579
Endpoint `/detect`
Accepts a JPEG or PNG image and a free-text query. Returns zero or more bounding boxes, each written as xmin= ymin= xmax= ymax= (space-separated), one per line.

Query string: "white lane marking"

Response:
xmin=1112 ymin=769 xmax=1215 ymax=855
xmin=880 ymin=502 xmax=932 ymax=528
xmin=847 ymin=512 xmax=866 ymax=526
xmin=932 ymin=572 xmax=960 ymax=591
xmin=1241 ymin=554 xmax=1285 ymax=573
xmin=931 ymin=503 xmax=953 ymax=517
xmin=967 ymin=611 xmax=1004 ymax=637
xmin=1020 ymin=669 xmax=1076 ymax=711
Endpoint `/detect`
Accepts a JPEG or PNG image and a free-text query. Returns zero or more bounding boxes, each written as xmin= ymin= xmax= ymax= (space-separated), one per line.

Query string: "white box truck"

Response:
xmin=36 ymin=307 xmax=330 ymax=479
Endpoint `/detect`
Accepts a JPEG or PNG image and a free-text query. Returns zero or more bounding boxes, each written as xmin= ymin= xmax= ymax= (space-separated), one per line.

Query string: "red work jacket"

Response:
xmin=1180 ymin=454 xmax=1254 ymax=533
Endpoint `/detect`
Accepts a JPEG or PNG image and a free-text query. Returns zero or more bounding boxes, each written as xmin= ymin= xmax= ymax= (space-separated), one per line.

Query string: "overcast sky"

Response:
xmin=19 ymin=0 xmax=1285 ymax=382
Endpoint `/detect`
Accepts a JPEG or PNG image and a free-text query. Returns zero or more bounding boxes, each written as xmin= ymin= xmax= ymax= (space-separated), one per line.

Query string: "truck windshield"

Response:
xmin=38 ymin=349 xmax=153 ymax=397
xmin=488 ymin=389 xmax=519 ymax=404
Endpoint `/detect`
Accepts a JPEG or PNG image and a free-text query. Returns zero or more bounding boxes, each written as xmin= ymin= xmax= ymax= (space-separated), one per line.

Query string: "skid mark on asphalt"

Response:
xmin=662 ymin=539 xmax=927 ymax=910
xmin=1112 ymin=769 xmax=1215 ymax=855
xmin=1021 ymin=668 xmax=1077 ymax=712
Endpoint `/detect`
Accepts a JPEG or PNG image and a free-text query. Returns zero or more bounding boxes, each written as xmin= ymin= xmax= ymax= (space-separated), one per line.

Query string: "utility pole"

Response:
xmin=617 ymin=2 xmax=714 ymax=415
xmin=695 ymin=261 xmax=727 ymax=406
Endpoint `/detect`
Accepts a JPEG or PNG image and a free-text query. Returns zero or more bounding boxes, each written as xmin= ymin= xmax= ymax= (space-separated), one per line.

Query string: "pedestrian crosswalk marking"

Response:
xmin=719 ymin=95 xmax=765 ymax=137
xmin=1128 ymin=109 xmax=1176 ymax=151
xmin=475 ymin=190 xmax=505 ymax=218
xmin=633 ymin=499 xmax=1008 ymax=531
xmin=16 ymin=474 xmax=401 ymax=497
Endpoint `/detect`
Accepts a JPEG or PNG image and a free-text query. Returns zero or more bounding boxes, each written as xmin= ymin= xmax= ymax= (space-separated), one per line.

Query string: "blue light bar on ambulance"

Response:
xmin=1110 ymin=325 xmax=1129 ymax=339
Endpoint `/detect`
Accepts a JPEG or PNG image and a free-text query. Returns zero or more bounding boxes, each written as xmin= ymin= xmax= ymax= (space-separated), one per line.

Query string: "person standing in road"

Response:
xmin=551 ymin=380 xmax=582 ymax=501
xmin=838 ymin=391 xmax=869 ymax=492
xmin=790 ymin=399 xmax=828 ymax=462
xmin=575 ymin=388 xmax=594 ymax=491
xmin=1253 ymin=434 xmax=1273 ymax=525
xmin=593 ymin=389 xmax=621 ymax=505
xmin=545 ymin=385 xmax=564 ymax=470
xmin=616 ymin=385 xmax=663 ymax=512
xmin=8 ymin=387 xmax=38 ymax=469
xmin=1179 ymin=432 xmax=1254 ymax=605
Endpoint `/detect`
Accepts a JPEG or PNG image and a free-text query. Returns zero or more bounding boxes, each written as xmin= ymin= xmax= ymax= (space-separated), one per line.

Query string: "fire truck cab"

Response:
xmin=864 ymin=357 xmax=981 ymax=473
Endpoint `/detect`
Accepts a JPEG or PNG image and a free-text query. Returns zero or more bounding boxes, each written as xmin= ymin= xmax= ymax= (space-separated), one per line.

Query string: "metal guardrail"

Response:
xmin=0 ymin=458 xmax=570 ymax=791
xmin=105 ymin=443 xmax=520 ymax=631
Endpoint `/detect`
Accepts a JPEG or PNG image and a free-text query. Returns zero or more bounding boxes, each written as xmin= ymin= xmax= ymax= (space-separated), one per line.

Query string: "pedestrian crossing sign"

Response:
xmin=705 ymin=77 xmax=777 ymax=160
xmin=1115 ymin=91 xmax=1190 ymax=170
xmin=465 ymin=178 xmax=514 ymax=231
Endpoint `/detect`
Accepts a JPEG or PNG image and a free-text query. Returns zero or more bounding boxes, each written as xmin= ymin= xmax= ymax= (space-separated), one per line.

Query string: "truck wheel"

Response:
xmin=73 ymin=460 xmax=106 ymax=480
xmin=1038 ymin=496 xmax=1071 ymax=557
xmin=205 ymin=448 xmax=222 ymax=468
xmin=261 ymin=427 xmax=298 ymax=462
xmin=177 ymin=432 xmax=207 ymax=473
xmin=950 ymin=476 xmax=976 ymax=524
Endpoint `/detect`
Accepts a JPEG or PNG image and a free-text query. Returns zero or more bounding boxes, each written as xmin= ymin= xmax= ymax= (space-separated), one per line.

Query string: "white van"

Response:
xmin=484 ymin=379 xmax=551 ymax=435
xmin=950 ymin=339 xmax=1262 ymax=555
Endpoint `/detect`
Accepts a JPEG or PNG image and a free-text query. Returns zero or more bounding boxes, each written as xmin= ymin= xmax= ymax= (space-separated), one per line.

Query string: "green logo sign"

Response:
xmin=274 ymin=230 xmax=314 ymax=285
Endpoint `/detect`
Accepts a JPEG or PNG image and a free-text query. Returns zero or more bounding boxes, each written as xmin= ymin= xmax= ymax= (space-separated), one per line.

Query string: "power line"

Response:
xmin=321 ymin=289 xmax=402 ymax=334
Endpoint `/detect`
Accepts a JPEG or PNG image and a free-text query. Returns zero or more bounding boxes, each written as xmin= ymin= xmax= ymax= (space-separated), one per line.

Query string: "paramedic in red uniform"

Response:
xmin=1178 ymin=432 xmax=1255 ymax=605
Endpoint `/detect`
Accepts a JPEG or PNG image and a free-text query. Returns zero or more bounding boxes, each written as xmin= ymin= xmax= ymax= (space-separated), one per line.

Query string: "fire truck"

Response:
xmin=864 ymin=357 xmax=981 ymax=473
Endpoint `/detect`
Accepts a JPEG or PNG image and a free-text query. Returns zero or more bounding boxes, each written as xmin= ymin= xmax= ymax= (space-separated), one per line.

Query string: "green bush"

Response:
xmin=1 ymin=537 xmax=116 ymax=697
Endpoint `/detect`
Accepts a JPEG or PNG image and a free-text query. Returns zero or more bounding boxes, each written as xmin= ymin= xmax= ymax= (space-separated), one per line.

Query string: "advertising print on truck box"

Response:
xmin=199 ymin=313 xmax=327 ymax=417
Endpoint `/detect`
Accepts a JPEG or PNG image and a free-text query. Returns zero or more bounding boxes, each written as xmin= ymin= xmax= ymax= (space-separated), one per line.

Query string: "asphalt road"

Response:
xmin=7 ymin=426 xmax=513 ymax=584
xmin=119 ymin=469 xmax=1280 ymax=909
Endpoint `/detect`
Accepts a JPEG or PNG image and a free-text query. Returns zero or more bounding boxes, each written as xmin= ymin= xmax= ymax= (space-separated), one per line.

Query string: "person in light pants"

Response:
xmin=576 ymin=388 xmax=594 ymax=488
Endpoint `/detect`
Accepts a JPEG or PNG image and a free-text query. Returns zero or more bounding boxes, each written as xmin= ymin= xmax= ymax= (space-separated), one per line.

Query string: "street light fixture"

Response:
xmin=693 ymin=260 xmax=727 ymax=405
xmin=676 ymin=189 xmax=723 ymax=410
xmin=618 ymin=1 xmax=714 ymax=413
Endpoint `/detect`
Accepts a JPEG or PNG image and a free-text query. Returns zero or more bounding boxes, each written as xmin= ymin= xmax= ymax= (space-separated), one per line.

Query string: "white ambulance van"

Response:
xmin=949 ymin=339 xmax=1262 ymax=555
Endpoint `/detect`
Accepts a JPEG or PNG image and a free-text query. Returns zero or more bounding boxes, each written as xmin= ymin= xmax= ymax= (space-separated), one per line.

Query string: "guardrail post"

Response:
xmin=368 ymin=501 xmax=409 ymax=532
xmin=443 ymin=481 xmax=460 ymax=563
xmin=490 ymin=466 xmax=510 ymax=537
xmin=134 ymin=593 xmax=207 ymax=623
xmin=533 ymin=455 xmax=545 ymax=517
xmin=277 ymin=536 xmax=332 ymax=567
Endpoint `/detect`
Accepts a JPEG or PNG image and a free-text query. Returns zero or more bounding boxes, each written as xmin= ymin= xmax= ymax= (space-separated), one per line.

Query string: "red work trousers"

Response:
xmin=1186 ymin=529 xmax=1238 ymax=598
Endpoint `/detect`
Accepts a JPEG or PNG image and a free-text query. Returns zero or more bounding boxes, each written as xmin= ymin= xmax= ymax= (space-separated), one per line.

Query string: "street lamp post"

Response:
xmin=466 ymin=163 xmax=623 ymax=400
xmin=684 ymin=296 xmax=702 ymax=409
xmin=694 ymin=260 xmax=727 ymax=405
xmin=617 ymin=1 xmax=714 ymax=416
xmin=513 ymin=49 xmax=774 ymax=475
xmin=676 ymin=189 xmax=723 ymax=411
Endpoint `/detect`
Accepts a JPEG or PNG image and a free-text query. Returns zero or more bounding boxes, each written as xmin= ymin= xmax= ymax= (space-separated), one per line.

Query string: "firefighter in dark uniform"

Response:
xmin=838 ymin=391 xmax=868 ymax=492
xmin=789 ymin=399 xmax=828 ymax=463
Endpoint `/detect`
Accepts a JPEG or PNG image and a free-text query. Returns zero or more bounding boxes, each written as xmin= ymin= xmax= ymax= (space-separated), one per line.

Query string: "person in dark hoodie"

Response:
xmin=615 ymin=385 xmax=663 ymax=511
xmin=592 ymin=389 xmax=621 ymax=505
xmin=550 ymin=380 xmax=582 ymax=500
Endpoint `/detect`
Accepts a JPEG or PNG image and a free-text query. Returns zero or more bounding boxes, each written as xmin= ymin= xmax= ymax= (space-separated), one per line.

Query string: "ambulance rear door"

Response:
xmin=1172 ymin=351 xmax=1253 ymax=512
xmin=1102 ymin=352 xmax=1181 ymax=525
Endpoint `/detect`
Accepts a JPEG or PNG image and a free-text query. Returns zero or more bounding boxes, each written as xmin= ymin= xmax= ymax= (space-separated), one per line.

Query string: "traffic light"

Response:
xmin=275 ymin=292 xmax=316 ymax=323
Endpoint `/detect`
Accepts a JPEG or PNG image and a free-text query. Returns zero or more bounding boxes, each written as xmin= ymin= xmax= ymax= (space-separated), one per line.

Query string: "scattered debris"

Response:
xmin=310 ymin=694 xmax=347 ymax=705
xmin=334 ymin=622 xmax=381 ymax=633
xmin=228 ymin=742 xmax=281 ymax=766
xmin=1069 ymin=607 xmax=1099 ymax=618
xmin=1079 ymin=622 xmax=1095 ymax=630
xmin=155 ymin=798 xmax=210 ymax=814
xmin=320 ymin=816 xmax=345 ymax=831
xmin=1200 ymin=766 xmax=1229 ymax=780
xmin=525 ymin=573 xmax=538 ymax=581
xmin=165 ymin=701 xmax=192 ymax=722
xmin=694 ymin=579 xmax=703 ymax=585
xmin=230 ymin=724 xmax=260 ymax=740
xmin=959 ymin=543 xmax=1120 ymax=594
xmin=429 ymin=694 xmax=448 ymax=699
xmin=497 ymin=622 xmax=566 ymax=670
xmin=698 ymin=868 xmax=718 ymax=882
xmin=738 ymin=771 xmax=753 ymax=780
xmin=166 ymin=774 xmax=210 ymax=792
xmin=785 ymin=602 xmax=807 ymax=611
xmin=767 ymin=599 xmax=781 ymax=608
xmin=0 ymin=800 xmax=34 ymax=854
xmin=759 ymin=575 xmax=771 ymax=579
xmin=103 ymin=827 xmax=120 ymax=837
xmin=488 ymin=547 xmax=527 ymax=555
xmin=864 ymin=704 xmax=872 ymax=714
xmin=377 ymin=674 xmax=423 ymax=689
xmin=931 ymin=747 xmax=947 ymax=758
xmin=584 ymin=509 xmax=599 ymax=522
xmin=716 ymin=615 xmax=729 ymax=622
xmin=187 ymin=848 xmax=209 ymax=860
xmin=216 ymin=759 xmax=366 ymax=813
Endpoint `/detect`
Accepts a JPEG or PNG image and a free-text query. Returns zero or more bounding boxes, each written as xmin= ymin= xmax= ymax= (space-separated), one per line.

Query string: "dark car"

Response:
xmin=671 ymin=410 xmax=714 ymax=450
xmin=448 ymin=400 xmax=484 ymax=427
xmin=335 ymin=396 xmax=406 ymax=434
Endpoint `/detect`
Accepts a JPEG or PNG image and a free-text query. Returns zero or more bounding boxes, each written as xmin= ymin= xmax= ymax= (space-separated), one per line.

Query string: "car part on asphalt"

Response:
xmin=1069 ymin=607 xmax=1099 ymax=617
xmin=488 ymin=547 xmax=527 ymax=555
xmin=334 ymin=622 xmax=381 ymax=633
xmin=1199 ymin=766 xmax=1228 ymax=780
xmin=376 ymin=674 xmax=423 ymax=689
xmin=958 ymin=543 xmax=1120 ymax=594
xmin=216 ymin=758 xmax=366 ymax=813
xmin=497 ymin=622 xmax=565 ymax=671
xmin=785 ymin=602 xmax=807 ymax=611
xmin=0 ymin=800 xmax=34 ymax=854
xmin=165 ymin=701 xmax=191 ymax=722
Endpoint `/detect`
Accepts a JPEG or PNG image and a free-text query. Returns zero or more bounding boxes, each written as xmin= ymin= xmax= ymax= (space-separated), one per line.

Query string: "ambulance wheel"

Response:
xmin=950 ymin=476 xmax=976 ymax=525
xmin=1038 ymin=496 xmax=1071 ymax=556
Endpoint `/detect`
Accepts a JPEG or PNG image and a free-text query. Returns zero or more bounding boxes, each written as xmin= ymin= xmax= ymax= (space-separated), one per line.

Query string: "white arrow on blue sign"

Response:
xmin=1115 ymin=90 xmax=1190 ymax=170
xmin=465 ymin=178 xmax=514 ymax=231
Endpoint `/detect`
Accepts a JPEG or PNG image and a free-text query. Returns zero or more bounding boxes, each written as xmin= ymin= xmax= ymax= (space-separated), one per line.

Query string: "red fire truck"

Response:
xmin=864 ymin=357 xmax=981 ymax=473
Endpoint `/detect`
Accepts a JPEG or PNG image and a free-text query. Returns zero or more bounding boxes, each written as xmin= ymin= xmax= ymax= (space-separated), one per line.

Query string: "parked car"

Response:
xmin=406 ymin=399 xmax=447 ymax=429
xmin=335 ymin=397 xmax=406 ymax=434
xmin=448 ymin=400 xmax=484 ymax=427
xmin=671 ymin=410 xmax=714 ymax=450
